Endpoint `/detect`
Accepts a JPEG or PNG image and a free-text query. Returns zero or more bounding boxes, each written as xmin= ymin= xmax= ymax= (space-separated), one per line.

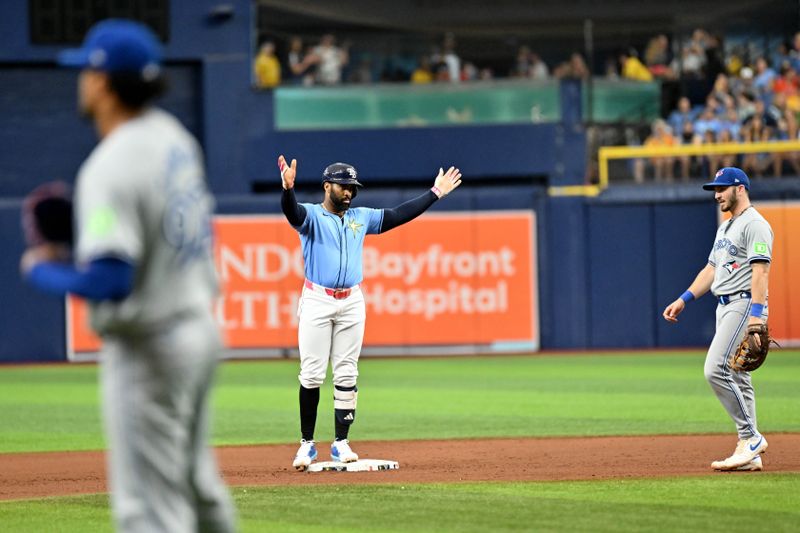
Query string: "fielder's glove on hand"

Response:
xmin=729 ymin=323 xmax=774 ymax=372
xmin=21 ymin=181 xmax=74 ymax=248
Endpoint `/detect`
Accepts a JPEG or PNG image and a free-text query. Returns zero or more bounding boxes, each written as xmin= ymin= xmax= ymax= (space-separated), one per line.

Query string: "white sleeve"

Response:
xmin=75 ymin=159 xmax=143 ymax=265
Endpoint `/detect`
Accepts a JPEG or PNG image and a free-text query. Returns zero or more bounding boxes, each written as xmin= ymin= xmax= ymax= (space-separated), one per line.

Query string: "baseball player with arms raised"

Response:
xmin=662 ymin=167 xmax=772 ymax=471
xmin=278 ymin=155 xmax=462 ymax=470
xmin=20 ymin=20 xmax=236 ymax=532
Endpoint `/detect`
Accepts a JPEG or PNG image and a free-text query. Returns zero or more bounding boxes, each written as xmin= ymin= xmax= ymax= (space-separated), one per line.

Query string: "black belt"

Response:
xmin=718 ymin=291 xmax=751 ymax=305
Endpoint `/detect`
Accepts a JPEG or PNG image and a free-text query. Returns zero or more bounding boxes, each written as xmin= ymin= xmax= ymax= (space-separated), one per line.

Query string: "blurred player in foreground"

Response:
xmin=20 ymin=20 xmax=236 ymax=532
xmin=662 ymin=167 xmax=772 ymax=472
xmin=278 ymin=155 xmax=461 ymax=470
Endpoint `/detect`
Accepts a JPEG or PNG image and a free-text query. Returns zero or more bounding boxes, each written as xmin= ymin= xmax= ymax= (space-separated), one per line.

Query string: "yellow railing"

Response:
xmin=549 ymin=139 xmax=800 ymax=197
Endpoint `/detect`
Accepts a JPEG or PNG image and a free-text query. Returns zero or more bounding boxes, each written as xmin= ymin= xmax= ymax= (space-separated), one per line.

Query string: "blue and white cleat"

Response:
xmin=293 ymin=439 xmax=317 ymax=471
xmin=331 ymin=439 xmax=359 ymax=463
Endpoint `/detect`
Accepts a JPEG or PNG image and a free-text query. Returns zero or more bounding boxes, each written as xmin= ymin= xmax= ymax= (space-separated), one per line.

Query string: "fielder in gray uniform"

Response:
xmin=663 ymin=167 xmax=772 ymax=471
xmin=278 ymin=155 xmax=462 ymax=470
xmin=21 ymin=20 xmax=236 ymax=532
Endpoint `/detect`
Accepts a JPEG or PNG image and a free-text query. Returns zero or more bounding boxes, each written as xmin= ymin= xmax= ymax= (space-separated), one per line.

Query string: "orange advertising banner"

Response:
xmin=719 ymin=201 xmax=800 ymax=344
xmin=750 ymin=202 xmax=800 ymax=344
xmin=67 ymin=211 xmax=538 ymax=356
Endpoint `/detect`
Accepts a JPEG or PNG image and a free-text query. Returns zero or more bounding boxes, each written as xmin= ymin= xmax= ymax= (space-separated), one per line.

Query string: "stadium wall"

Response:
xmin=1 ymin=190 xmax=729 ymax=362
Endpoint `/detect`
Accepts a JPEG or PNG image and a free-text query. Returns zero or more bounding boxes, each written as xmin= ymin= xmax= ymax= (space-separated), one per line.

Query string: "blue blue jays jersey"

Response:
xmin=293 ymin=204 xmax=383 ymax=288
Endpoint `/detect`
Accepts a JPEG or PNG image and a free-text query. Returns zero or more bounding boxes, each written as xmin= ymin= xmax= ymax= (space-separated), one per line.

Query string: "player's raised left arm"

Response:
xmin=431 ymin=166 xmax=462 ymax=198
xmin=379 ymin=166 xmax=462 ymax=233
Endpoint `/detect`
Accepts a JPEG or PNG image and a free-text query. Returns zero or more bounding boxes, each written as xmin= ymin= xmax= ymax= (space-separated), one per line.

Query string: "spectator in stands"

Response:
xmin=744 ymin=99 xmax=779 ymax=129
xmin=253 ymin=41 xmax=281 ymax=89
xmin=694 ymin=106 xmax=721 ymax=139
xmin=693 ymin=106 xmax=722 ymax=172
xmin=513 ymin=47 xmax=549 ymax=81
xmin=433 ymin=61 xmax=451 ymax=82
xmin=460 ymin=61 xmax=478 ymax=82
xmin=644 ymin=34 xmax=673 ymax=78
xmin=731 ymin=66 xmax=755 ymax=100
xmin=529 ymin=53 xmax=550 ymax=80
xmin=709 ymin=73 xmax=732 ymax=107
xmin=668 ymin=96 xmax=697 ymax=134
xmin=514 ymin=45 xmax=532 ymax=77
xmin=753 ymin=57 xmax=777 ymax=102
xmin=720 ymin=107 xmax=742 ymax=141
xmin=441 ymin=33 xmax=461 ymax=83
xmin=287 ymin=36 xmax=318 ymax=86
xmin=670 ymin=42 xmax=705 ymax=78
xmin=790 ymin=31 xmax=800 ymax=72
xmin=768 ymin=92 xmax=800 ymax=177
xmin=313 ymin=34 xmax=349 ymax=85
xmin=677 ymin=120 xmax=698 ymax=180
xmin=411 ymin=55 xmax=433 ymax=84
xmin=642 ymin=119 xmax=676 ymax=182
xmin=619 ymin=48 xmax=653 ymax=82
xmin=703 ymin=33 xmax=726 ymax=83
xmin=740 ymin=114 xmax=773 ymax=177
xmin=553 ymin=52 xmax=590 ymax=80
xmin=479 ymin=67 xmax=494 ymax=81
xmin=772 ymin=40 xmax=792 ymax=73
xmin=773 ymin=65 xmax=800 ymax=111
xmin=736 ymin=93 xmax=756 ymax=122
xmin=347 ymin=55 xmax=374 ymax=84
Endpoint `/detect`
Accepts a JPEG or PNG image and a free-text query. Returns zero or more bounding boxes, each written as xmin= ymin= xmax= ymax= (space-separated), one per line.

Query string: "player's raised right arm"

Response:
xmin=278 ymin=155 xmax=296 ymax=190
xmin=279 ymin=155 xmax=306 ymax=226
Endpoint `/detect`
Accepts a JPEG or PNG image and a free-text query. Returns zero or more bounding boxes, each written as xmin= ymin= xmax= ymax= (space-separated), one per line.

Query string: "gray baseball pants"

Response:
xmin=101 ymin=312 xmax=236 ymax=533
xmin=704 ymin=297 xmax=766 ymax=440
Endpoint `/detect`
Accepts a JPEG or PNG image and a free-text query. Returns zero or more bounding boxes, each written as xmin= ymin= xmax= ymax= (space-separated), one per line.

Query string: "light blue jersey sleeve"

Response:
xmin=296 ymin=203 xmax=316 ymax=234
xmin=361 ymin=207 xmax=383 ymax=235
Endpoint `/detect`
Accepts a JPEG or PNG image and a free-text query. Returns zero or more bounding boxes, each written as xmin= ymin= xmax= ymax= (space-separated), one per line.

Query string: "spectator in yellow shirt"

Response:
xmin=411 ymin=56 xmax=433 ymax=84
xmin=254 ymin=42 xmax=281 ymax=89
xmin=620 ymin=49 xmax=654 ymax=82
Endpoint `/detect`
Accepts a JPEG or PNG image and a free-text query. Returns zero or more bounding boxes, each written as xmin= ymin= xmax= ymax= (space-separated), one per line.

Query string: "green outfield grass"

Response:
xmin=2 ymin=475 xmax=798 ymax=532
xmin=1 ymin=351 xmax=799 ymax=453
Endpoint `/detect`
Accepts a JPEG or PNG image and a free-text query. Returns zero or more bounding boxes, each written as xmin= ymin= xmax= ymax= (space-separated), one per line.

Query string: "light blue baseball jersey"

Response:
xmin=293 ymin=203 xmax=383 ymax=288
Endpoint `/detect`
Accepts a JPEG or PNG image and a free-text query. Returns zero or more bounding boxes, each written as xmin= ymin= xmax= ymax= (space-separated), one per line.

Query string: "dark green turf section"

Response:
xmin=2 ymin=475 xmax=798 ymax=532
xmin=1 ymin=351 xmax=798 ymax=452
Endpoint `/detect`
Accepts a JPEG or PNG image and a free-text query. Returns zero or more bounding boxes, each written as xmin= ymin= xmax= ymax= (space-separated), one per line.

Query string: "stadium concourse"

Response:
xmin=3 ymin=434 xmax=800 ymax=500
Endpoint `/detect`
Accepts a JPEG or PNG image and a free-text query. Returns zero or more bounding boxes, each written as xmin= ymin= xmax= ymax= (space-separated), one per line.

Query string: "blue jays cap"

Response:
xmin=57 ymin=19 xmax=162 ymax=80
xmin=702 ymin=167 xmax=750 ymax=191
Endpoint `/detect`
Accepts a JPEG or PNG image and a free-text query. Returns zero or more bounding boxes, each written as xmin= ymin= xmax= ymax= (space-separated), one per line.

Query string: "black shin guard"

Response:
xmin=299 ymin=386 xmax=320 ymax=441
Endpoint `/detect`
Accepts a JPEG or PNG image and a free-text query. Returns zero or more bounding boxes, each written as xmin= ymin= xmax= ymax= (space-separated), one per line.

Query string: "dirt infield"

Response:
xmin=2 ymin=434 xmax=800 ymax=500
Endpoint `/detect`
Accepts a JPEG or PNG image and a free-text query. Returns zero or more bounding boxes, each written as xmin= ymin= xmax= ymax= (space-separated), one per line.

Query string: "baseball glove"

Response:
xmin=21 ymin=181 xmax=74 ymax=247
xmin=729 ymin=323 xmax=773 ymax=372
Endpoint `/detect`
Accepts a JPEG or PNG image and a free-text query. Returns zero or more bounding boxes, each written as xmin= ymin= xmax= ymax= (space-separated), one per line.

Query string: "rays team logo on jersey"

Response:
xmin=723 ymin=260 xmax=740 ymax=274
xmin=347 ymin=218 xmax=364 ymax=237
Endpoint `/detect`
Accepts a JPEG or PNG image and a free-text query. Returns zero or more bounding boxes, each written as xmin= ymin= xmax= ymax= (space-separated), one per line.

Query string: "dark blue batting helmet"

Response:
xmin=322 ymin=162 xmax=364 ymax=188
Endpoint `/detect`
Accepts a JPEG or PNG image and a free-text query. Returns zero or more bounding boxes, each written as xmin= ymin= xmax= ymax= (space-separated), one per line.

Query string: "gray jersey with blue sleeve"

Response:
xmin=75 ymin=108 xmax=218 ymax=336
xmin=708 ymin=206 xmax=773 ymax=296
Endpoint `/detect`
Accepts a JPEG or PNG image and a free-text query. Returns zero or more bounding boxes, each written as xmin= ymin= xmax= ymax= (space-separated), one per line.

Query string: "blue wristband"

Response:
xmin=679 ymin=290 xmax=695 ymax=304
xmin=750 ymin=303 xmax=764 ymax=318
